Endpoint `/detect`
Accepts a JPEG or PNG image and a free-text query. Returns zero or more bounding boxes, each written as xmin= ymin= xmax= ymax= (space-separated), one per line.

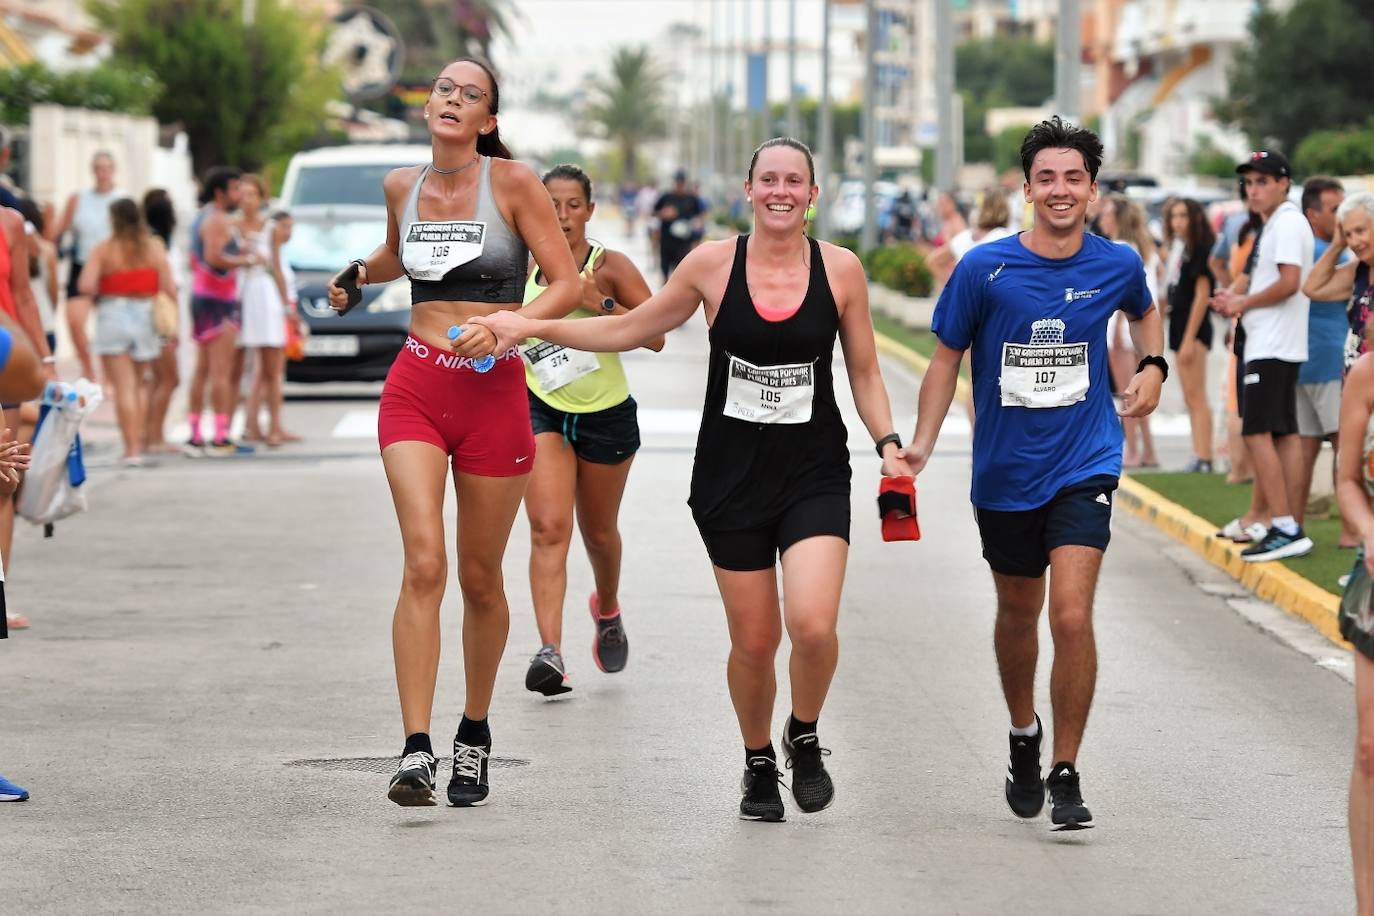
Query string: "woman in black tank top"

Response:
xmin=475 ymin=139 xmax=913 ymax=823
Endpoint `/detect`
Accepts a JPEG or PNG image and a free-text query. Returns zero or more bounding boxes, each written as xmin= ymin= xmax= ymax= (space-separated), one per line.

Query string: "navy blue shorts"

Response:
xmin=528 ymin=393 xmax=640 ymax=465
xmin=974 ymin=475 xmax=1118 ymax=579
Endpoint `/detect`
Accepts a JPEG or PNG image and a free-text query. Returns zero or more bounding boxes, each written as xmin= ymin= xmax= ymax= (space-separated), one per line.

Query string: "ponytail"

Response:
xmin=478 ymin=127 xmax=512 ymax=160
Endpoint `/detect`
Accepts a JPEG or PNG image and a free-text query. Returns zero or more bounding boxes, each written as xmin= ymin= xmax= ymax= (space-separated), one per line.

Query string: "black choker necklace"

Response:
xmin=431 ymin=155 xmax=479 ymax=175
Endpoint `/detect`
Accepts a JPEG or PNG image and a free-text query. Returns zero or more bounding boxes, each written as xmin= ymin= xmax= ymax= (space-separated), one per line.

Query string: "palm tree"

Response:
xmin=587 ymin=46 xmax=668 ymax=182
xmin=370 ymin=0 xmax=517 ymax=82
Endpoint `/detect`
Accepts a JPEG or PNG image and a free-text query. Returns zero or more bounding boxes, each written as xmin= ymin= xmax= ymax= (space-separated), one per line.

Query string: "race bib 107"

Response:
xmin=999 ymin=341 xmax=1090 ymax=409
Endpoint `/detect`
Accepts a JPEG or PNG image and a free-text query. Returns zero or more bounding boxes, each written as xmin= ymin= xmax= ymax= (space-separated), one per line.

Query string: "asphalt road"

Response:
xmin=1 ymin=223 xmax=1357 ymax=915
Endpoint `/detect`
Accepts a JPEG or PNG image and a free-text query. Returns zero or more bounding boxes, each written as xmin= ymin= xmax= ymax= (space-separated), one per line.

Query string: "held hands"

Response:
xmin=1118 ymin=365 xmax=1164 ymax=418
xmin=880 ymin=443 xmax=914 ymax=478
xmin=0 ymin=427 xmax=31 ymax=490
xmin=469 ymin=310 xmax=534 ymax=354
xmin=326 ymin=261 xmax=368 ymax=313
xmin=448 ymin=322 xmax=498 ymax=358
xmin=1211 ymin=288 xmax=1244 ymax=318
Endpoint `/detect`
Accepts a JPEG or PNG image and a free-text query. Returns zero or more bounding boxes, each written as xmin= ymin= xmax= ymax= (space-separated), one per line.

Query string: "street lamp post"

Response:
xmin=817 ymin=0 xmax=832 ymax=239
xmin=1055 ymin=0 xmax=1082 ymax=120
xmin=861 ymin=0 xmax=877 ymax=254
xmin=786 ymin=0 xmax=798 ymax=139
xmin=934 ymin=0 xmax=955 ymax=191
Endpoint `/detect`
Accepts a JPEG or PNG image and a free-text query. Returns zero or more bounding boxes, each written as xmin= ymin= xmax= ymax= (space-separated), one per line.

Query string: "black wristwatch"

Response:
xmin=600 ymin=296 xmax=615 ymax=313
xmin=1137 ymin=354 xmax=1169 ymax=382
xmin=875 ymin=433 xmax=902 ymax=457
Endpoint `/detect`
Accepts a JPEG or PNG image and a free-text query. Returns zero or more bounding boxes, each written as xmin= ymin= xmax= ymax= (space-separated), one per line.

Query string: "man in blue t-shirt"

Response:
xmin=1297 ymin=178 xmax=1357 ymax=547
xmin=905 ymin=117 xmax=1164 ymax=832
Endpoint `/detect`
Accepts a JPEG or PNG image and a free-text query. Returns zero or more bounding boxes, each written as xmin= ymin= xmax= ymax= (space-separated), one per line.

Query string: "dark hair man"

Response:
xmin=906 ymin=116 xmax=1165 ymax=831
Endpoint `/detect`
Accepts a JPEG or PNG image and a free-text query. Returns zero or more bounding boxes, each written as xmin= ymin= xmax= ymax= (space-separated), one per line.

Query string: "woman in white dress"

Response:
xmin=236 ymin=175 xmax=295 ymax=446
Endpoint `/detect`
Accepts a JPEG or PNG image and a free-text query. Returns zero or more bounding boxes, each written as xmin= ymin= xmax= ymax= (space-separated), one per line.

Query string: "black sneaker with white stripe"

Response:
xmin=739 ymin=756 xmax=786 ymax=822
xmin=783 ymin=724 xmax=834 ymax=813
xmin=1005 ymin=715 xmax=1045 ymax=819
xmin=1045 ymin=761 xmax=1094 ymax=831
xmin=446 ymin=737 xmax=491 ymax=807
xmin=1240 ymin=526 xmax=1313 ymax=563
xmin=388 ymin=750 xmax=438 ymax=807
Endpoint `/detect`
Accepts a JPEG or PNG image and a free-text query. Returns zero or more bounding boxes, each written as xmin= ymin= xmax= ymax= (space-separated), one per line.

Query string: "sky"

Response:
xmin=492 ymin=0 xmax=845 ymax=107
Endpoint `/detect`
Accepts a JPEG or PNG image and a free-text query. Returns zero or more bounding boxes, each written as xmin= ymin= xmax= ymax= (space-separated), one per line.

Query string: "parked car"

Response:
xmin=831 ymin=179 xmax=901 ymax=237
xmin=284 ymin=204 xmax=411 ymax=383
xmin=278 ymin=143 xmax=430 ymax=209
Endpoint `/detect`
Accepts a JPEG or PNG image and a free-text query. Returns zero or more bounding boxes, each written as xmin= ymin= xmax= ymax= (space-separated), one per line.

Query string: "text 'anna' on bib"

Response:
xmin=723 ymin=353 xmax=815 ymax=424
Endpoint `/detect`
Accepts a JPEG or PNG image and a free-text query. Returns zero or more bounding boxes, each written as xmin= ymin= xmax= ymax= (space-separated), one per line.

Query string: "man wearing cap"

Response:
xmin=653 ymin=170 xmax=706 ymax=282
xmin=1214 ymin=151 xmax=1317 ymax=562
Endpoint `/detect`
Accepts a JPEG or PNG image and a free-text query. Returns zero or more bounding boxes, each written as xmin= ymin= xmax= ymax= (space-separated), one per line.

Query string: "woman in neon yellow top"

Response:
xmin=521 ymin=164 xmax=664 ymax=696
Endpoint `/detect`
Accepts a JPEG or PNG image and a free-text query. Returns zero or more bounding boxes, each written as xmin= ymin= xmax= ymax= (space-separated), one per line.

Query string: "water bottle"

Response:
xmin=40 ymin=381 xmax=84 ymax=409
xmin=448 ymin=326 xmax=496 ymax=373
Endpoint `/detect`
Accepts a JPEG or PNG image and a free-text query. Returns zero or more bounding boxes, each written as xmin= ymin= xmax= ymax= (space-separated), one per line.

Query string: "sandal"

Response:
xmin=6 ymin=612 xmax=29 ymax=630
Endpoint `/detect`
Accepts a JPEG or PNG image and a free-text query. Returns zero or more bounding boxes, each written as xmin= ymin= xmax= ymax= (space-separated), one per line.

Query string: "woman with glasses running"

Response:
xmin=327 ymin=59 xmax=579 ymax=808
xmin=475 ymin=138 xmax=912 ymax=823
xmin=520 ymin=163 xmax=663 ymax=697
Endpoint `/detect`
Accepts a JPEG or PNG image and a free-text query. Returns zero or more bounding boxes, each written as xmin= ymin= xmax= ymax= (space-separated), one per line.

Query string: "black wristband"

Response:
xmin=1137 ymin=354 xmax=1168 ymax=382
xmin=874 ymin=433 xmax=902 ymax=458
xmin=350 ymin=258 xmax=368 ymax=283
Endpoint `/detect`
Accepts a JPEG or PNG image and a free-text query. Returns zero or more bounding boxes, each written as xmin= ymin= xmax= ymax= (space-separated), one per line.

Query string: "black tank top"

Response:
xmin=688 ymin=235 xmax=851 ymax=530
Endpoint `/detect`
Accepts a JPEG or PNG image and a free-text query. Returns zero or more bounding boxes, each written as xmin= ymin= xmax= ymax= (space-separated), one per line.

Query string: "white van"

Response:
xmin=277 ymin=144 xmax=431 ymax=210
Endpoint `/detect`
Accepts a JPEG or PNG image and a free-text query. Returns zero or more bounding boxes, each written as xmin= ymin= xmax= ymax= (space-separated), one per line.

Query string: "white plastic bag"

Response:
xmin=17 ymin=379 xmax=102 ymax=529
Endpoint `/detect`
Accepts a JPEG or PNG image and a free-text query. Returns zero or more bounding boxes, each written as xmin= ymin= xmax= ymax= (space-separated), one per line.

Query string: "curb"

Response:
xmin=873 ymin=328 xmax=1347 ymax=649
xmin=1114 ymin=476 xmax=1345 ymax=647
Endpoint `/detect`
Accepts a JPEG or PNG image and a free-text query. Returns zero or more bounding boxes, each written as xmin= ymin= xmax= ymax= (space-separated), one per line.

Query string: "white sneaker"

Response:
xmin=1216 ymin=518 xmax=1266 ymax=543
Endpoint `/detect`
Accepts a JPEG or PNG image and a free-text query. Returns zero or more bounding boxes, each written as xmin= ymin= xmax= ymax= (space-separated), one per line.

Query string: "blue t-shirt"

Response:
xmin=931 ymin=233 xmax=1153 ymax=511
xmin=1301 ymin=237 xmax=1350 ymax=385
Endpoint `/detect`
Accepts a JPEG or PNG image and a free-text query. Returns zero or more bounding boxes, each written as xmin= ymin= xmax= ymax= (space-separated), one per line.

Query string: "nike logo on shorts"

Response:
xmin=515 ymin=456 xmax=529 ymax=464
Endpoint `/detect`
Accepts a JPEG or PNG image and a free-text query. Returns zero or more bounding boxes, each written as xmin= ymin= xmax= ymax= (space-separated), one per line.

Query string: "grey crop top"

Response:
xmin=398 ymin=157 xmax=529 ymax=305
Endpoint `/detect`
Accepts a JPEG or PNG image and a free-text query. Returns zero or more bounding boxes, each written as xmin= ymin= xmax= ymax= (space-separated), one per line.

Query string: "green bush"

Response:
xmin=1294 ymin=123 xmax=1374 ymax=177
xmin=867 ymin=244 xmax=932 ymax=298
xmin=0 ymin=61 xmax=161 ymax=123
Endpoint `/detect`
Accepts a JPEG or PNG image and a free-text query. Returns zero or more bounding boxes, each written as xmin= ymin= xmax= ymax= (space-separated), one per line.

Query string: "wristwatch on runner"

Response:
xmin=600 ymin=296 xmax=615 ymax=313
xmin=874 ymin=433 xmax=902 ymax=458
xmin=1136 ymin=354 xmax=1169 ymax=382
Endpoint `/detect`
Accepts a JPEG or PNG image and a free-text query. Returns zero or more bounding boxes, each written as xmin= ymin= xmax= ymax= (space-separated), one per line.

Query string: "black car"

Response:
xmin=285 ymin=204 xmax=411 ymax=383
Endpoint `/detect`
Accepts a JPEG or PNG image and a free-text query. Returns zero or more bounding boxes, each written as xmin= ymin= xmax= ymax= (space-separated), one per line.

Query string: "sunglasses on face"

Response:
xmin=432 ymin=78 xmax=489 ymax=106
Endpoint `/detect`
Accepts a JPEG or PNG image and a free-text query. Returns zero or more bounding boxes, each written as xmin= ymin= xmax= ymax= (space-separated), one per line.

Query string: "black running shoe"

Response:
xmin=589 ymin=593 xmax=628 ymax=673
xmin=1045 ymin=761 xmax=1094 ymax=830
xmin=446 ymin=736 xmax=491 ymax=807
xmin=783 ymin=724 xmax=834 ymax=813
xmin=1005 ymin=715 xmax=1045 ymax=818
xmin=526 ymin=645 xmax=572 ymax=696
xmin=387 ymin=750 xmax=437 ymax=807
xmin=739 ymin=755 xmax=786 ymax=822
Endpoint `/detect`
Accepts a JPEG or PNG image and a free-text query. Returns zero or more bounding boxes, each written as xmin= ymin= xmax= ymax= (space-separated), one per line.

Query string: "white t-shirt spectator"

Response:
xmin=1241 ymin=199 xmax=1313 ymax=363
xmin=949 ymin=225 xmax=1010 ymax=262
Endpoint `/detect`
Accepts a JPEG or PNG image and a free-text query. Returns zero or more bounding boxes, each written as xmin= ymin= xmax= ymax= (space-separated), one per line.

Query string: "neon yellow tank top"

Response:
xmin=521 ymin=242 xmax=630 ymax=414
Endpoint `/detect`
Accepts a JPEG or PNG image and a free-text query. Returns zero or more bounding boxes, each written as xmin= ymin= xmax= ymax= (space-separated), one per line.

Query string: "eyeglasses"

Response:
xmin=433 ymin=78 xmax=489 ymax=106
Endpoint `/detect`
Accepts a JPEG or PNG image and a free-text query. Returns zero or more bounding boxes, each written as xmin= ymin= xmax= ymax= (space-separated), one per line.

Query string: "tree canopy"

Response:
xmin=1218 ymin=0 xmax=1374 ymax=157
xmin=955 ymin=36 xmax=1054 ymax=165
xmin=585 ymin=47 xmax=668 ymax=183
xmin=90 ymin=0 xmax=340 ymax=175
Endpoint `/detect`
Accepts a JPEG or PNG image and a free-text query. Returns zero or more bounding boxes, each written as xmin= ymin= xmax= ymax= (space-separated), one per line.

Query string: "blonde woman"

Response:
xmin=1102 ymin=193 xmax=1161 ymax=467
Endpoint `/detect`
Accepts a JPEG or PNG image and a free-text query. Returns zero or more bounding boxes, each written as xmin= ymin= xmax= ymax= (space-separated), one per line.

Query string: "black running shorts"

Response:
xmin=975 ymin=475 xmax=1117 ymax=579
xmin=697 ymin=492 xmax=851 ymax=572
xmin=1240 ymin=358 xmax=1299 ymax=437
xmin=527 ymin=394 xmax=640 ymax=465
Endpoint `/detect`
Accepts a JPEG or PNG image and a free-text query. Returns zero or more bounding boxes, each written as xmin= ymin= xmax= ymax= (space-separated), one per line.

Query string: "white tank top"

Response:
xmin=72 ymin=189 xmax=122 ymax=263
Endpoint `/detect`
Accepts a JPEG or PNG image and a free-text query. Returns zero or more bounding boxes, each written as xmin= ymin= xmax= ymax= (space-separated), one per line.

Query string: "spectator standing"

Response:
xmin=1214 ymin=151 xmax=1315 ymax=562
xmin=653 ymin=170 xmax=706 ymax=281
xmin=1306 ymin=192 xmax=1374 ymax=365
xmin=1101 ymin=193 xmax=1161 ymax=468
xmin=77 ymin=199 xmax=176 ymax=466
xmin=1295 ymin=177 xmax=1358 ymax=546
xmin=15 ymin=200 xmax=58 ymax=355
xmin=50 ymin=151 xmax=122 ymax=381
xmin=141 ymin=189 xmax=181 ymax=455
xmin=1162 ymin=198 xmax=1217 ymax=472
xmin=633 ymin=179 xmax=660 ymax=270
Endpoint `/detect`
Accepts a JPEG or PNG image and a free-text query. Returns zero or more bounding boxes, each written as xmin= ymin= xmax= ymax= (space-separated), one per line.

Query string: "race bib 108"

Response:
xmin=402 ymin=221 xmax=486 ymax=281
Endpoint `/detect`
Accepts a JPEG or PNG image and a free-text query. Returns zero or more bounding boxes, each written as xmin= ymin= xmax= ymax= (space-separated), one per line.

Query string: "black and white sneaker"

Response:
xmin=525 ymin=645 xmax=572 ymax=696
xmin=1240 ymin=526 xmax=1313 ymax=563
xmin=783 ymin=724 xmax=834 ymax=813
xmin=1005 ymin=715 xmax=1045 ymax=819
xmin=387 ymin=750 xmax=437 ymax=807
xmin=739 ymin=756 xmax=786 ymax=823
xmin=446 ymin=737 xmax=491 ymax=807
xmin=1045 ymin=761 xmax=1094 ymax=831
